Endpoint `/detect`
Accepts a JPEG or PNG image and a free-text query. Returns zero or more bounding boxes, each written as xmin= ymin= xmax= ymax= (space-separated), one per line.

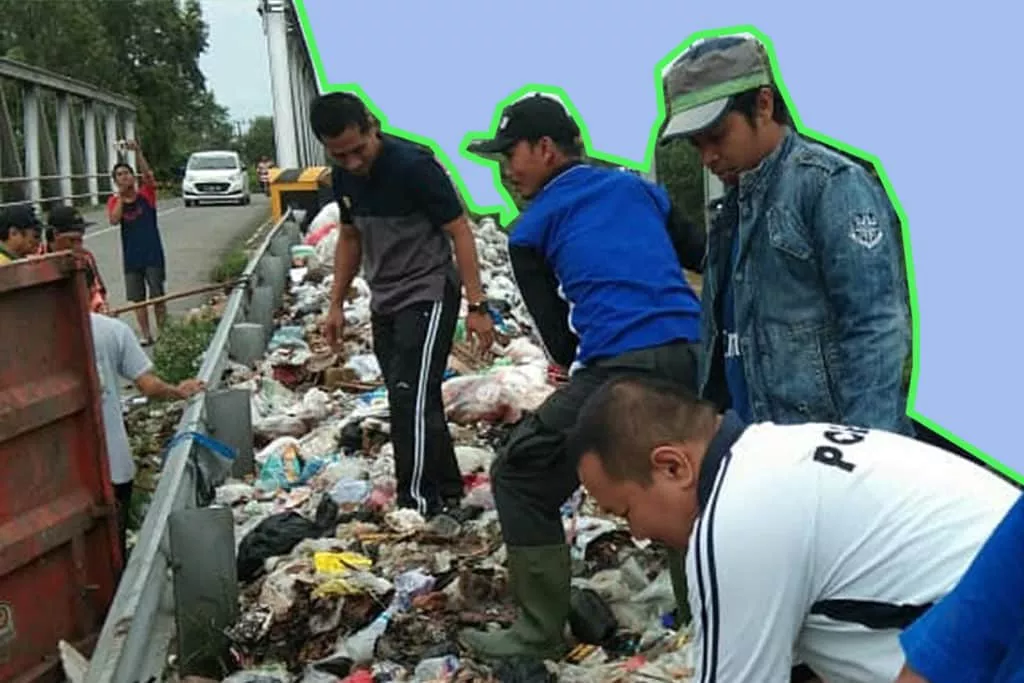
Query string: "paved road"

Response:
xmin=82 ymin=194 xmax=270 ymax=335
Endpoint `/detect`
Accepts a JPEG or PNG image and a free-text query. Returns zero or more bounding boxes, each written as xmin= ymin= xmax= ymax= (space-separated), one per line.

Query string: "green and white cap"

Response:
xmin=660 ymin=34 xmax=774 ymax=144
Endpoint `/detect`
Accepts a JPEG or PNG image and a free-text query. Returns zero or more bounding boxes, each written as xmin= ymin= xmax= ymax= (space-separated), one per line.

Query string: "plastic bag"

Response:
xmin=441 ymin=366 xmax=554 ymax=425
xmin=344 ymin=354 xmax=382 ymax=383
xmin=502 ymin=337 xmax=549 ymax=365
xmin=315 ymin=228 xmax=339 ymax=270
xmin=330 ymin=478 xmax=371 ymax=506
xmin=254 ymin=414 xmax=309 ymax=441
xmin=304 ymin=202 xmax=341 ymax=246
xmin=236 ymin=496 xmax=338 ymax=581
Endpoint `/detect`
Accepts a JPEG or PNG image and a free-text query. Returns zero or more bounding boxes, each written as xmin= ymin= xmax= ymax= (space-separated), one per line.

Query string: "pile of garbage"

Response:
xmin=210 ymin=209 xmax=696 ymax=682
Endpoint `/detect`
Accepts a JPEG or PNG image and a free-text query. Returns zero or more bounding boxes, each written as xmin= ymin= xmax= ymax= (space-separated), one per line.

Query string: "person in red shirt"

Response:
xmin=46 ymin=205 xmax=108 ymax=313
xmin=106 ymin=140 xmax=166 ymax=345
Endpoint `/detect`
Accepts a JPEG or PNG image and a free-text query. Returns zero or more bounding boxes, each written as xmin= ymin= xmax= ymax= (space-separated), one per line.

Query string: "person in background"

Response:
xmin=659 ymin=34 xmax=913 ymax=436
xmin=47 ymin=205 xmax=108 ymax=313
xmin=90 ymin=310 xmax=204 ymax=567
xmin=568 ymin=374 xmax=1019 ymax=683
xmin=0 ymin=204 xmax=43 ymax=265
xmin=106 ymin=139 xmax=167 ymax=345
xmin=310 ymin=91 xmax=494 ymax=520
xmin=896 ymin=493 xmax=1024 ymax=683
xmin=257 ymin=156 xmax=273 ymax=195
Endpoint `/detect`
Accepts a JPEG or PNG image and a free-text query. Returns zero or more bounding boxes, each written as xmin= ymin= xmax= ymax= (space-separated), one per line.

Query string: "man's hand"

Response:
xmin=548 ymin=364 xmax=570 ymax=387
xmin=323 ymin=304 xmax=345 ymax=350
xmin=465 ymin=309 xmax=494 ymax=355
xmin=176 ymin=378 xmax=205 ymax=399
xmin=125 ymin=139 xmax=140 ymax=152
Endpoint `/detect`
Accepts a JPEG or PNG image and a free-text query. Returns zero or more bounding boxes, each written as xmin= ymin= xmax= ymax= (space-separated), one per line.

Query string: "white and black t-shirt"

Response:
xmin=686 ymin=412 xmax=1021 ymax=683
xmin=90 ymin=312 xmax=153 ymax=484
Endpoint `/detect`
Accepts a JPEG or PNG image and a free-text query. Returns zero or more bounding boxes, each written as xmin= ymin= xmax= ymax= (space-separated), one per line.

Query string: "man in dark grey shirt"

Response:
xmin=310 ymin=92 xmax=494 ymax=518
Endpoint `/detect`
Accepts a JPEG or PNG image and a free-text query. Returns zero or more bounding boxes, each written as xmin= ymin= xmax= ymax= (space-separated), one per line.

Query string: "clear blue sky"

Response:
xmin=198 ymin=0 xmax=272 ymax=123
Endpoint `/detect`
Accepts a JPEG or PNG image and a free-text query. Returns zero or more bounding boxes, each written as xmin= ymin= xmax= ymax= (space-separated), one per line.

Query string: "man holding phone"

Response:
xmin=106 ymin=139 xmax=167 ymax=345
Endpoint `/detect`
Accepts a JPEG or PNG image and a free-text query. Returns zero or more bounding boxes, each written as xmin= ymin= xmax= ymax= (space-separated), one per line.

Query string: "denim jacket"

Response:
xmin=697 ymin=127 xmax=913 ymax=435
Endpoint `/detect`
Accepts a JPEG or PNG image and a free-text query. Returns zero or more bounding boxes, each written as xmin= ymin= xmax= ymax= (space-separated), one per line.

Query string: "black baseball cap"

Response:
xmin=1 ymin=204 xmax=42 ymax=231
xmin=48 ymin=205 xmax=95 ymax=234
xmin=467 ymin=94 xmax=582 ymax=156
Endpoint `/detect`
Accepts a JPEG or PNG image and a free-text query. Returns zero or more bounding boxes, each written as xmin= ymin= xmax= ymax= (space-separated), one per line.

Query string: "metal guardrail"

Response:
xmin=0 ymin=58 xmax=136 ymax=111
xmin=84 ymin=208 xmax=299 ymax=683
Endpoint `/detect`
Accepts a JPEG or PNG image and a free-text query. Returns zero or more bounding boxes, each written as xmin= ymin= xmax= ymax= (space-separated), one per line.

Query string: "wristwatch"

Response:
xmin=467 ymin=301 xmax=489 ymax=314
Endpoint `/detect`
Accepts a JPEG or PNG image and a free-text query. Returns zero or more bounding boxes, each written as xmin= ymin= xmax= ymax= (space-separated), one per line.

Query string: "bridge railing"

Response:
xmin=0 ymin=58 xmax=137 ymax=213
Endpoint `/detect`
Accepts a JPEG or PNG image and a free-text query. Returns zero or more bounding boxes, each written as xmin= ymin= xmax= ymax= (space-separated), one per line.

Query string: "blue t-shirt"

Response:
xmin=508 ymin=164 xmax=701 ymax=367
xmin=900 ymin=492 xmax=1024 ymax=683
xmin=721 ymin=230 xmax=752 ymax=421
xmin=112 ymin=183 xmax=165 ymax=272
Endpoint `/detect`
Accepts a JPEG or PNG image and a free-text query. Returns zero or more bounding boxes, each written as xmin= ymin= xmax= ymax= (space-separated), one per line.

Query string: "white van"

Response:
xmin=181 ymin=150 xmax=251 ymax=207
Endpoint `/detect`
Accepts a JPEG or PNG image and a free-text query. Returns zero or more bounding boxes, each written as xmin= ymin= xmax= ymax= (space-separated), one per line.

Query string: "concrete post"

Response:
xmin=259 ymin=254 xmax=287 ymax=302
xmin=248 ymin=284 xmax=276 ymax=339
xmin=83 ymin=102 xmax=99 ymax=205
xmin=282 ymin=219 xmax=301 ymax=245
xmin=169 ymin=507 xmax=238 ymax=679
xmin=269 ymin=232 xmax=292 ymax=259
xmin=104 ymin=109 xmax=119 ymax=194
xmin=229 ymin=322 xmax=267 ymax=367
xmin=56 ymin=93 xmax=73 ymax=204
xmin=22 ymin=85 xmax=41 ymax=209
xmin=124 ymin=115 xmax=137 ymax=171
xmin=206 ymin=388 xmax=255 ymax=478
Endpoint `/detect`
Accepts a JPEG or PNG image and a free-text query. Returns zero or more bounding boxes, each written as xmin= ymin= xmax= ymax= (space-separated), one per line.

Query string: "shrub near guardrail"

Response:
xmin=152 ymin=316 xmax=219 ymax=384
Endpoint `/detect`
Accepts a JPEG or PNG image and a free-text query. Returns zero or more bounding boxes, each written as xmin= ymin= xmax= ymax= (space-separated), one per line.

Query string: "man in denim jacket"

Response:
xmin=660 ymin=34 xmax=913 ymax=435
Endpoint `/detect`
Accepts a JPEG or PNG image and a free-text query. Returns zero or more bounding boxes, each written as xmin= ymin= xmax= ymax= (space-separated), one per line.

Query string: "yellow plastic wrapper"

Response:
xmin=313 ymin=551 xmax=373 ymax=575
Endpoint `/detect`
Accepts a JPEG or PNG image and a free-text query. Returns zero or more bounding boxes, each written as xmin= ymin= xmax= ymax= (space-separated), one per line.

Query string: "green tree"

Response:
xmin=0 ymin=0 xmax=232 ymax=177
xmin=654 ymin=139 xmax=707 ymax=232
xmin=239 ymin=116 xmax=275 ymax=163
xmin=172 ymin=90 xmax=235 ymax=166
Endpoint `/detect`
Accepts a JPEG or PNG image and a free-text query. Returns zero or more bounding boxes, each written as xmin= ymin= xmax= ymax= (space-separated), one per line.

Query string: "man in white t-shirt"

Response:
xmin=567 ymin=374 xmax=1020 ymax=683
xmin=90 ymin=312 xmax=205 ymax=566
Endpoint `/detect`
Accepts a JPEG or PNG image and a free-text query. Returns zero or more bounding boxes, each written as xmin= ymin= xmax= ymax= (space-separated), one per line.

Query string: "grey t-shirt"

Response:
xmin=331 ymin=134 xmax=463 ymax=316
xmin=90 ymin=313 xmax=153 ymax=484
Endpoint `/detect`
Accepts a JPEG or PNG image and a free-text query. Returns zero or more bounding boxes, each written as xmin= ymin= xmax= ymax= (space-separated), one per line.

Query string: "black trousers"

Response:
xmin=371 ymin=278 xmax=463 ymax=515
xmin=491 ymin=340 xmax=701 ymax=547
xmin=113 ymin=480 xmax=133 ymax=567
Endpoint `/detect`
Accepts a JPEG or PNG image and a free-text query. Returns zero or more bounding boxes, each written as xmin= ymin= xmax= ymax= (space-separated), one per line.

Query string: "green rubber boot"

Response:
xmin=667 ymin=546 xmax=692 ymax=627
xmin=459 ymin=544 xmax=572 ymax=662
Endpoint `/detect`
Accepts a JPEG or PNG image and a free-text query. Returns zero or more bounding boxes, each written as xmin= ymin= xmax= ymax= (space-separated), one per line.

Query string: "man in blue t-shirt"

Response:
xmin=458 ymin=93 xmax=706 ymax=662
xmin=107 ymin=140 xmax=167 ymax=345
xmin=896 ymin=491 xmax=1024 ymax=683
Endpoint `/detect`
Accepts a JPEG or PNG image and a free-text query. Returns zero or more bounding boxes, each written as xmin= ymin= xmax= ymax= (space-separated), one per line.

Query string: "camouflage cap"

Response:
xmin=660 ymin=34 xmax=774 ymax=144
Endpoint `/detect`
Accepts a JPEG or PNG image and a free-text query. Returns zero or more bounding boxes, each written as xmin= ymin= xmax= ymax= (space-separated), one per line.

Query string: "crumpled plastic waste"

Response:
xmin=441 ymin=364 xmax=554 ymax=425
xmin=304 ymin=202 xmax=340 ymax=248
xmin=343 ymin=354 xmax=381 ymax=383
xmin=209 ymin=216 xmax=695 ymax=682
xmin=222 ymin=665 xmax=291 ymax=683
xmin=236 ymin=496 xmax=339 ymax=582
